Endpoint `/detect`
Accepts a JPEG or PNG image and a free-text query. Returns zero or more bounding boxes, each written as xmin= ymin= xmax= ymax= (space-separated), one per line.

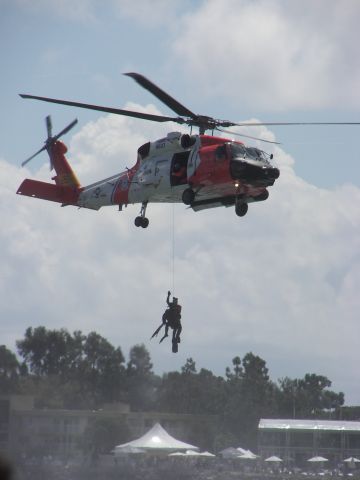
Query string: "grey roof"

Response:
xmin=259 ymin=419 xmax=360 ymax=432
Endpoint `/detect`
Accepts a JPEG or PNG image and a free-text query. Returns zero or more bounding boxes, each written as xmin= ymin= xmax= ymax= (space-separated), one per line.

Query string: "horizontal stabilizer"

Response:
xmin=17 ymin=179 xmax=79 ymax=205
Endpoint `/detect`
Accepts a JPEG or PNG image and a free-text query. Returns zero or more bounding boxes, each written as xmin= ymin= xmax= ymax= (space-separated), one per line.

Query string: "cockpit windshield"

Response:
xmin=230 ymin=143 xmax=247 ymax=158
xmin=231 ymin=143 xmax=271 ymax=165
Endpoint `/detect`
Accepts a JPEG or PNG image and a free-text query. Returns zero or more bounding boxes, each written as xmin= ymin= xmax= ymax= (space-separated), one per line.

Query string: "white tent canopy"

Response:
xmin=199 ymin=451 xmax=216 ymax=457
xmin=114 ymin=423 xmax=198 ymax=454
xmin=219 ymin=447 xmax=239 ymax=458
xmin=237 ymin=447 xmax=248 ymax=455
xmin=183 ymin=450 xmax=200 ymax=456
xmin=169 ymin=450 xmax=215 ymax=458
xmin=238 ymin=451 xmax=258 ymax=460
xmin=307 ymin=456 xmax=328 ymax=462
xmin=219 ymin=446 xmax=255 ymax=458
xmin=114 ymin=445 xmax=144 ymax=454
xmin=265 ymin=456 xmax=283 ymax=462
xmin=344 ymin=457 xmax=360 ymax=463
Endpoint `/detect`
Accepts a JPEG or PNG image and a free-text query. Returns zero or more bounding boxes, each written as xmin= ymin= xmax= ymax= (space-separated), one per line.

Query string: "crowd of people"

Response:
xmin=5 ymin=451 xmax=360 ymax=480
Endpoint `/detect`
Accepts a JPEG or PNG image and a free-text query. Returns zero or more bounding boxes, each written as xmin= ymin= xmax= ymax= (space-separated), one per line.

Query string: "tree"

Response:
xmin=0 ymin=345 xmax=22 ymax=393
xmin=323 ymin=389 xmax=344 ymax=415
xmin=126 ymin=344 xmax=158 ymax=411
xmin=242 ymin=352 xmax=269 ymax=385
xmin=158 ymin=359 xmax=225 ymax=417
xmin=127 ymin=344 xmax=153 ymax=376
xmin=299 ymin=373 xmax=332 ymax=413
xmin=278 ymin=373 xmax=344 ymax=418
xmin=158 ymin=358 xmax=198 ymax=413
xmin=16 ymin=326 xmax=77 ymax=377
xmin=225 ymin=356 xmax=242 ymax=380
xmin=83 ymin=417 xmax=130 ymax=458
xmin=181 ymin=358 xmax=197 ymax=375
xmin=12 ymin=328 xmax=347 ymax=449
xmin=224 ymin=353 xmax=279 ymax=448
xmin=16 ymin=327 xmax=127 ymax=408
xmin=81 ymin=331 xmax=126 ymax=405
xmin=277 ymin=377 xmax=299 ymax=418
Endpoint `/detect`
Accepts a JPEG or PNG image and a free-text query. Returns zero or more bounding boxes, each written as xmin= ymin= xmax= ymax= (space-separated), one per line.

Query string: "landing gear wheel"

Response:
xmin=135 ymin=216 xmax=149 ymax=228
xmin=182 ymin=188 xmax=195 ymax=205
xmin=141 ymin=217 xmax=149 ymax=228
xmin=235 ymin=202 xmax=248 ymax=217
xmin=134 ymin=216 xmax=142 ymax=227
xmin=134 ymin=201 xmax=149 ymax=229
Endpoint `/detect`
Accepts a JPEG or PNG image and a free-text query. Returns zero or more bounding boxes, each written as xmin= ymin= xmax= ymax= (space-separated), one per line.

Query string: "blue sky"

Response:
xmin=1 ymin=0 xmax=360 ymax=404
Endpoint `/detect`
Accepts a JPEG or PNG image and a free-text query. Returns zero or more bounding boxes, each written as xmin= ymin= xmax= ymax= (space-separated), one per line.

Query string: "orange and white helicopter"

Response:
xmin=17 ymin=73 xmax=358 ymax=228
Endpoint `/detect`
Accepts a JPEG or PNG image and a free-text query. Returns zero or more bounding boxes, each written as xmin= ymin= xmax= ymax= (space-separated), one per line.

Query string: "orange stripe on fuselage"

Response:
xmin=112 ymin=167 xmax=138 ymax=205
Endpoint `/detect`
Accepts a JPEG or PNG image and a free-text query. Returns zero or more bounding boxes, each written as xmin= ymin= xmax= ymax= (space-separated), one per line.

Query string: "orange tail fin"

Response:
xmin=17 ymin=140 xmax=81 ymax=205
xmin=50 ymin=140 xmax=81 ymax=188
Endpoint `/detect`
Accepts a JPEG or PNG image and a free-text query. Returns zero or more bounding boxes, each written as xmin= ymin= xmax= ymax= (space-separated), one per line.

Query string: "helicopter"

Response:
xmin=17 ymin=73 xmax=359 ymax=228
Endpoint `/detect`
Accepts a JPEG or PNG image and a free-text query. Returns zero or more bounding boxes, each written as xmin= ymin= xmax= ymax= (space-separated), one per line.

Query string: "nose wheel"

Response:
xmin=235 ymin=200 xmax=248 ymax=217
xmin=182 ymin=187 xmax=195 ymax=205
xmin=134 ymin=202 xmax=149 ymax=228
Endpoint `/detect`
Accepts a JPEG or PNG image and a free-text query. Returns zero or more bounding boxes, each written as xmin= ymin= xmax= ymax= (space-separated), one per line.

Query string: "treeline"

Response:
xmin=1 ymin=326 xmax=345 ymax=448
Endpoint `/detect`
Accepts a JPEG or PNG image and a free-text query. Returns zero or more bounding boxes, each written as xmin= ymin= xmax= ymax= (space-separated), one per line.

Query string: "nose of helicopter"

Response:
xmin=230 ymin=159 xmax=280 ymax=186
xmin=258 ymin=166 xmax=280 ymax=185
xmin=267 ymin=167 xmax=280 ymax=179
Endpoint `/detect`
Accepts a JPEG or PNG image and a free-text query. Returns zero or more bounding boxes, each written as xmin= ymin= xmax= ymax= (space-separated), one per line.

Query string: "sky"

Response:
xmin=1 ymin=0 xmax=360 ymax=404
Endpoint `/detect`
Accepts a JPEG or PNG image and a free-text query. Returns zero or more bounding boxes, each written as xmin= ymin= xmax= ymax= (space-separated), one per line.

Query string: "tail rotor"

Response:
xmin=46 ymin=115 xmax=52 ymax=139
xmin=21 ymin=115 xmax=78 ymax=168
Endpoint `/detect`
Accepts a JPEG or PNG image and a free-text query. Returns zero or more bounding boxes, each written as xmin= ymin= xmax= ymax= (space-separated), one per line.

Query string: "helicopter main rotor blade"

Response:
xmin=124 ymin=72 xmax=197 ymax=119
xmin=19 ymin=94 xmax=185 ymax=125
xmin=231 ymin=121 xmax=360 ymax=127
xmin=216 ymin=127 xmax=281 ymax=145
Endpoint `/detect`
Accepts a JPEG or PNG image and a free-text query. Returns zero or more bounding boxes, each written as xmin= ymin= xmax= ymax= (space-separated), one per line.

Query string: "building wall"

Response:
xmin=0 ymin=395 xmax=35 ymax=452
xmin=258 ymin=426 xmax=360 ymax=466
xmin=1 ymin=395 xmax=217 ymax=458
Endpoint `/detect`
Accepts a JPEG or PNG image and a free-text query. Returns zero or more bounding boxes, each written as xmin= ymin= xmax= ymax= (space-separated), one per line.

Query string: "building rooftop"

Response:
xmin=259 ymin=419 xmax=360 ymax=432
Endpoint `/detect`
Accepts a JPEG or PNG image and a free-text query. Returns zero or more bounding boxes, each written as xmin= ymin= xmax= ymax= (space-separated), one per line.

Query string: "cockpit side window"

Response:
xmin=245 ymin=147 xmax=271 ymax=164
xmin=231 ymin=143 xmax=271 ymax=165
xmin=246 ymin=147 xmax=262 ymax=159
xmin=231 ymin=143 xmax=246 ymax=158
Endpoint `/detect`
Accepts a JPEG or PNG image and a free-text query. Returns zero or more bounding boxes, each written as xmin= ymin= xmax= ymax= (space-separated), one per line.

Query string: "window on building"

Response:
xmin=290 ymin=431 xmax=314 ymax=447
xmin=318 ymin=432 xmax=341 ymax=449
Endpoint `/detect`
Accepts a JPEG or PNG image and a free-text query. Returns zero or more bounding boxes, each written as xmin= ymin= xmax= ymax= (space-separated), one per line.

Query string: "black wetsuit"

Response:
xmin=151 ymin=292 xmax=182 ymax=353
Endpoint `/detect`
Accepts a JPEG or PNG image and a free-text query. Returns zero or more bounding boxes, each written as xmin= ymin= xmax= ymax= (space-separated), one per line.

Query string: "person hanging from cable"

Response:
xmin=151 ymin=291 xmax=182 ymax=353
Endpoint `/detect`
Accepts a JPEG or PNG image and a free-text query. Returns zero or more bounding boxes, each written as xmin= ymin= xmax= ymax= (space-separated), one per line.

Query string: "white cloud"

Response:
xmin=172 ymin=0 xmax=360 ymax=110
xmin=1 ymin=107 xmax=360 ymax=403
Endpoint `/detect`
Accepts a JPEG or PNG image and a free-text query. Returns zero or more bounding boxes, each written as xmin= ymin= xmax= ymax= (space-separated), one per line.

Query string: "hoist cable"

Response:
xmin=171 ymin=203 xmax=175 ymax=294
